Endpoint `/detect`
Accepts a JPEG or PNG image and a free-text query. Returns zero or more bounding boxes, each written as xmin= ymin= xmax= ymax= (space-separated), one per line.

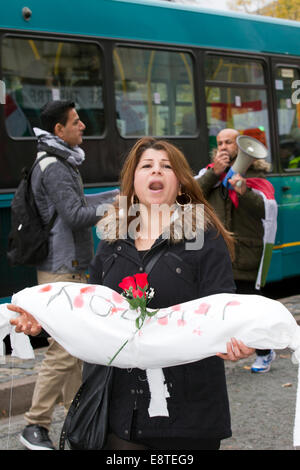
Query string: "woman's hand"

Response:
xmin=7 ymin=305 xmax=42 ymax=336
xmin=216 ymin=338 xmax=255 ymax=362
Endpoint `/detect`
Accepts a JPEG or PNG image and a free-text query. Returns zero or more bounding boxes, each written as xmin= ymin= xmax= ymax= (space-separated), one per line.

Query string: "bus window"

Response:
xmin=2 ymin=37 xmax=104 ymax=137
xmin=113 ymin=47 xmax=196 ymax=137
xmin=205 ymin=55 xmax=271 ymax=167
xmin=275 ymin=67 xmax=300 ymax=171
xmin=205 ymin=56 xmax=265 ymax=85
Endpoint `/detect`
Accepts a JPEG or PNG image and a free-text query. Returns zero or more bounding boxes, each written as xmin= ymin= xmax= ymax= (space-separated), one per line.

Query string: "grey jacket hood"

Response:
xmin=33 ymin=127 xmax=85 ymax=167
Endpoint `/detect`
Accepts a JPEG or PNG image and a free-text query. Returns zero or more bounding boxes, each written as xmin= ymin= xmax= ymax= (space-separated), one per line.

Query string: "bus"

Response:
xmin=1 ymin=0 xmax=300 ymax=302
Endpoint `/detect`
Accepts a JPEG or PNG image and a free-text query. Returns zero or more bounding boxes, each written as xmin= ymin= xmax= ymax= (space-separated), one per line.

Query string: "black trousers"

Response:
xmin=106 ymin=409 xmax=221 ymax=450
xmin=234 ymin=280 xmax=270 ymax=356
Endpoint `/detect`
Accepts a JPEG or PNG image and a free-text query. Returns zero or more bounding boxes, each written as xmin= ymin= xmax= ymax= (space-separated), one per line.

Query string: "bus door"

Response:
xmin=271 ymin=62 xmax=300 ymax=280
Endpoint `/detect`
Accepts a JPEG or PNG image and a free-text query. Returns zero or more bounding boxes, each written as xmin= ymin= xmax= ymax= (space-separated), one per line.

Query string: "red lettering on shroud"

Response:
xmin=39 ymin=285 xmax=52 ymax=293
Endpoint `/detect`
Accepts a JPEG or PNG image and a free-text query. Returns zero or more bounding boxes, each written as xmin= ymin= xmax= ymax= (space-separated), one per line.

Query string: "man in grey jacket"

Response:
xmin=20 ymin=100 xmax=118 ymax=450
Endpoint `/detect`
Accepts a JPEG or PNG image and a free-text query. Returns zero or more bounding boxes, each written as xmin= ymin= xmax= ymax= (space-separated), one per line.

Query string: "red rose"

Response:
xmin=118 ymin=276 xmax=136 ymax=291
xmin=132 ymin=288 xmax=144 ymax=299
xmin=109 ymin=272 xmax=157 ymax=366
xmin=134 ymin=273 xmax=149 ymax=289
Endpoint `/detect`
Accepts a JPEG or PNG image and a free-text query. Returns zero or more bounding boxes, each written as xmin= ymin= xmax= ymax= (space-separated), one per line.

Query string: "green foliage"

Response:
xmin=227 ymin=0 xmax=300 ymax=21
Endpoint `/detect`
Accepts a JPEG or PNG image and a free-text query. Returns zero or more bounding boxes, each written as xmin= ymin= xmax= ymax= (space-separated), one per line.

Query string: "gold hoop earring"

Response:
xmin=176 ymin=191 xmax=192 ymax=207
xmin=131 ymin=193 xmax=139 ymax=205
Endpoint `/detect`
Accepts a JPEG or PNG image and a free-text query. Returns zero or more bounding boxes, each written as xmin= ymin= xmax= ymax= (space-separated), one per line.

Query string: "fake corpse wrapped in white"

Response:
xmin=1 ymin=281 xmax=300 ymax=446
xmin=4 ymin=282 xmax=300 ymax=368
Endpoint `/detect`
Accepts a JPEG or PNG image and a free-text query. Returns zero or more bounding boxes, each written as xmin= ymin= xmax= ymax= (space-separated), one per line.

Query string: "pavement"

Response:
xmin=1 ymin=294 xmax=300 ymax=450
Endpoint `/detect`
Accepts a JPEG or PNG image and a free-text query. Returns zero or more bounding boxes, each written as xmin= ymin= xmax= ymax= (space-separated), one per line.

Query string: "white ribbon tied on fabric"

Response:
xmin=146 ymin=369 xmax=170 ymax=417
xmin=1 ymin=282 xmax=300 ymax=445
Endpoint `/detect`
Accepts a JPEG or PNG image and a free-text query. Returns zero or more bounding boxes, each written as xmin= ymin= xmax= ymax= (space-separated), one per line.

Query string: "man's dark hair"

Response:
xmin=40 ymin=100 xmax=75 ymax=133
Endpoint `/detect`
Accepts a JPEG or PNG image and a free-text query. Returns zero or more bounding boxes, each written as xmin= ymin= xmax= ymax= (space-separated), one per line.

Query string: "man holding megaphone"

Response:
xmin=209 ymin=128 xmax=246 ymax=192
xmin=196 ymin=128 xmax=278 ymax=374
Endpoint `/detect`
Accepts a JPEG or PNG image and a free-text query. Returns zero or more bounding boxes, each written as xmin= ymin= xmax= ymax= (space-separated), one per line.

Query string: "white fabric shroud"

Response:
xmin=1 ymin=282 xmax=300 ymax=445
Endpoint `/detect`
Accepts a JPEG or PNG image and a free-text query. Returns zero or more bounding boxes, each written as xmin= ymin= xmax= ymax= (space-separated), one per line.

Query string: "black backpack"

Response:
xmin=7 ymin=154 xmax=58 ymax=267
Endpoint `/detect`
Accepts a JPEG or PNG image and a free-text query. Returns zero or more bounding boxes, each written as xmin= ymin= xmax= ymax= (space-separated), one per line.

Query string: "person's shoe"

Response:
xmin=251 ymin=350 xmax=276 ymax=373
xmin=20 ymin=425 xmax=56 ymax=450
